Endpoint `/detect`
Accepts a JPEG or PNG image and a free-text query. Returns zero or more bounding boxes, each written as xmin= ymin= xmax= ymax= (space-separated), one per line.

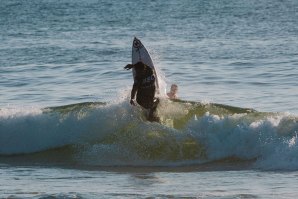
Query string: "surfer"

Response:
xmin=124 ymin=61 xmax=160 ymax=122
xmin=167 ymin=84 xmax=178 ymax=99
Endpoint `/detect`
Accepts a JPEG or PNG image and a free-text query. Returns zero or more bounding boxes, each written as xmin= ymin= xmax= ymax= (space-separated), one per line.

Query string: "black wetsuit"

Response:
xmin=131 ymin=62 xmax=156 ymax=109
xmin=130 ymin=62 xmax=159 ymax=121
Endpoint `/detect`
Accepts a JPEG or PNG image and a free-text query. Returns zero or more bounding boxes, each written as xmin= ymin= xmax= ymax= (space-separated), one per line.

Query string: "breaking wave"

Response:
xmin=1 ymin=99 xmax=298 ymax=170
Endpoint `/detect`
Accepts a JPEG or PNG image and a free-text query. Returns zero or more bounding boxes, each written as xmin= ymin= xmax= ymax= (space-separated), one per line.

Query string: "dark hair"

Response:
xmin=134 ymin=61 xmax=146 ymax=71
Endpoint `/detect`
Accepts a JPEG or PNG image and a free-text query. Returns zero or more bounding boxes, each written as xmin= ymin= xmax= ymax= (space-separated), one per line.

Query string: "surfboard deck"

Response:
xmin=131 ymin=37 xmax=160 ymax=94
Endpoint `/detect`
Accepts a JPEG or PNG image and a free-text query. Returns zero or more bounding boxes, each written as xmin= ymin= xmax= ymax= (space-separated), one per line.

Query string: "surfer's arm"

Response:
xmin=130 ymin=81 xmax=140 ymax=106
xmin=124 ymin=64 xmax=133 ymax=70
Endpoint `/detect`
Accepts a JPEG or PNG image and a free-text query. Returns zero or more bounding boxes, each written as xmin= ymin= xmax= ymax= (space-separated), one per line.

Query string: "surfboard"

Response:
xmin=131 ymin=37 xmax=160 ymax=94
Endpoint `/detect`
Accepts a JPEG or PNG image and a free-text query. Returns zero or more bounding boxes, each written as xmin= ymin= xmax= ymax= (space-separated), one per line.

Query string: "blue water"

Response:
xmin=1 ymin=0 xmax=298 ymax=198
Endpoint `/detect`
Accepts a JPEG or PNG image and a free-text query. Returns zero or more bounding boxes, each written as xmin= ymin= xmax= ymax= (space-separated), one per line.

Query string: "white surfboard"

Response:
xmin=131 ymin=37 xmax=160 ymax=94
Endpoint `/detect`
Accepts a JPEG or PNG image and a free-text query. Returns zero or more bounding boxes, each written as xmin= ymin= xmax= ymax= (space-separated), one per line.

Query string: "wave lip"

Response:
xmin=1 ymin=100 xmax=298 ymax=170
xmin=0 ymin=102 xmax=107 ymax=155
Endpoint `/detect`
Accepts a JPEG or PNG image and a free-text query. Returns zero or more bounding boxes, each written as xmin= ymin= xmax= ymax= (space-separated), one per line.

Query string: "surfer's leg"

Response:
xmin=136 ymin=87 xmax=160 ymax=122
xmin=136 ymin=87 xmax=154 ymax=109
xmin=148 ymin=97 xmax=160 ymax=122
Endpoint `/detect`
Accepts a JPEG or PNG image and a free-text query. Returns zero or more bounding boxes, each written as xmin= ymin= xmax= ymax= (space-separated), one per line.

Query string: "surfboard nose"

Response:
xmin=133 ymin=37 xmax=142 ymax=48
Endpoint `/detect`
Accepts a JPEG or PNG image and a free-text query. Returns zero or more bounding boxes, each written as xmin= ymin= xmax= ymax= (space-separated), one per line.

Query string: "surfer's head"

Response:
xmin=134 ymin=62 xmax=149 ymax=75
xmin=134 ymin=61 xmax=145 ymax=70
xmin=167 ymin=84 xmax=178 ymax=99
xmin=170 ymin=84 xmax=178 ymax=93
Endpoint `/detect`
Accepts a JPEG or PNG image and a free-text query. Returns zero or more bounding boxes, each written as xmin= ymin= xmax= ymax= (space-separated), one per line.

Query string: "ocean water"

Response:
xmin=1 ymin=0 xmax=298 ymax=198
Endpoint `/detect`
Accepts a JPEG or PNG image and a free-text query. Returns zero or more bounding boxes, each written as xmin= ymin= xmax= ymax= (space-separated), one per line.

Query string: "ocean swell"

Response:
xmin=0 ymin=99 xmax=298 ymax=170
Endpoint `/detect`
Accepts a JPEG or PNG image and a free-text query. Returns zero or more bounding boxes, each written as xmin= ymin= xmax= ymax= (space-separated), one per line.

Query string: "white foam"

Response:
xmin=187 ymin=111 xmax=298 ymax=170
xmin=0 ymin=106 xmax=43 ymax=119
xmin=1 ymin=101 xmax=298 ymax=170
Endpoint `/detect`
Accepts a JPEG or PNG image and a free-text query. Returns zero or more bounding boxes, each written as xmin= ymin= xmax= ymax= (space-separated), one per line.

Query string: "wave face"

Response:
xmin=1 ymin=99 xmax=298 ymax=170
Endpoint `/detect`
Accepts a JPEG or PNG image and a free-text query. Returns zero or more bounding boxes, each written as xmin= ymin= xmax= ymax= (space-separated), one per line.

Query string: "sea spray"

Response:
xmin=1 ymin=99 xmax=298 ymax=170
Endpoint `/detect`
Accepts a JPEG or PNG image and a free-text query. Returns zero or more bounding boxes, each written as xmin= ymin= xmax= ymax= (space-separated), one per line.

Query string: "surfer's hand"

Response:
xmin=124 ymin=64 xmax=133 ymax=70
xmin=130 ymin=99 xmax=136 ymax=106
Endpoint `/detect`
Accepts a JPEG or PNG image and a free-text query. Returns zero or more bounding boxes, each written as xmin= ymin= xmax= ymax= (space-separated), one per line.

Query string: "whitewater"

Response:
xmin=1 ymin=98 xmax=298 ymax=170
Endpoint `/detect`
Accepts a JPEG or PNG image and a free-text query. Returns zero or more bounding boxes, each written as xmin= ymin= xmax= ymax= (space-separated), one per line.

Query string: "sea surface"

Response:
xmin=1 ymin=0 xmax=298 ymax=198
